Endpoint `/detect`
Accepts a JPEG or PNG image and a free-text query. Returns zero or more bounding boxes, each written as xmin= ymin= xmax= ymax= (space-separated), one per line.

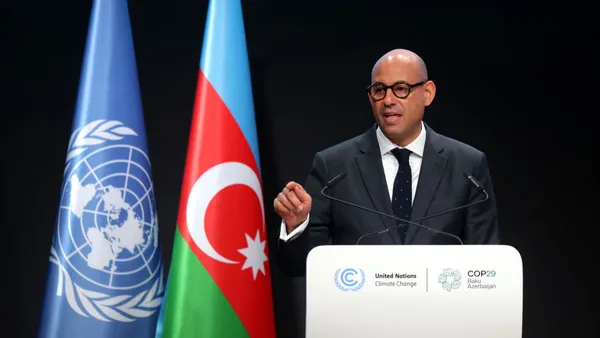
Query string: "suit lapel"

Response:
xmin=405 ymin=125 xmax=448 ymax=243
xmin=355 ymin=126 xmax=401 ymax=244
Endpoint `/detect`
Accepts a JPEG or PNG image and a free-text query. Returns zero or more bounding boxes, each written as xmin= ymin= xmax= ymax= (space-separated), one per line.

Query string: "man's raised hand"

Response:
xmin=273 ymin=181 xmax=312 ymax=233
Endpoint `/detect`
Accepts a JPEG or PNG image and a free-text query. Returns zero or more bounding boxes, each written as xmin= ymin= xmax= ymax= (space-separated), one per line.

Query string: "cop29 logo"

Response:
xmin=334 ymin=268 xmax=366 ymax=292
xmin=439 ymin=268 xmax=462 ymax=292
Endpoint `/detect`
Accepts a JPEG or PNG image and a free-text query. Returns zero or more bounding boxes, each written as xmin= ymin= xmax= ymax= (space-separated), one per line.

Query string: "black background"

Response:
xmin=4 ymin=0 xmax=595 ymax=337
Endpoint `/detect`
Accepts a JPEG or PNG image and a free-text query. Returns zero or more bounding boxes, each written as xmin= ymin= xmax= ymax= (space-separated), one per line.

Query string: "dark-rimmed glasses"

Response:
xmin=366 ymin=80 xmax=427 ymax=101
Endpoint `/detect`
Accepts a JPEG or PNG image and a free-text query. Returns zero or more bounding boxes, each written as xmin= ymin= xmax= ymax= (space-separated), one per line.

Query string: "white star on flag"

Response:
xmin=238 ymin=230 xmax=268 ymax=280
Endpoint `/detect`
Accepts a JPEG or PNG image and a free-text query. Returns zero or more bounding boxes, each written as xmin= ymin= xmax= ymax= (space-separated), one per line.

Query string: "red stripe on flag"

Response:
xmin=176 ymin=70 xmax=276 ymax=338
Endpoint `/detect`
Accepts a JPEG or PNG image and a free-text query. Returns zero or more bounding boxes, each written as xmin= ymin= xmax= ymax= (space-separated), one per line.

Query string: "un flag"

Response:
xmin=37 ymin=1 xmax=164 ymax=337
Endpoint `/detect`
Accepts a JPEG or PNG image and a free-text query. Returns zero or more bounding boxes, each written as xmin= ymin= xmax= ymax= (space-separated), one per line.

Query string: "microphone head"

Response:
xmin=326 ymin=172 xmax=348 ymax=189
xmin=463 ymin=172 xmax=483 ymax=190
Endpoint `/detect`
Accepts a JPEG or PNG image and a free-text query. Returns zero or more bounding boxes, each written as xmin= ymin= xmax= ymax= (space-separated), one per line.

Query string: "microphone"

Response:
xmin=323 ymin=172 xmax=348 ymax=189
xmin=406 ymin=172 xmax=489 ymax=224
xmin=319 ymin=172 xmax=489 ymax=245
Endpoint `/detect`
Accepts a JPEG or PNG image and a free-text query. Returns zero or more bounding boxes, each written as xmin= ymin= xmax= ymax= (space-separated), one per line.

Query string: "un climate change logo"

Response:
xmin=438 ymin=268 xmax=462 ymax=292
xmin=50 ymin=120 xmax=163 ymax=322
xmin=334 ymin=268 xmax=366 ymax=291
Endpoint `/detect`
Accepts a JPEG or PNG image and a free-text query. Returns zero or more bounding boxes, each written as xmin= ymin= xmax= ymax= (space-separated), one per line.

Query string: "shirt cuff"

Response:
xmin=279 ymin=215 xmax=310 ymax=242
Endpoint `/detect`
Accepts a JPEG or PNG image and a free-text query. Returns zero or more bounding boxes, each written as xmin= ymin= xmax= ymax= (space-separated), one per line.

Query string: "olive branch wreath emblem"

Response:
xmin=334 ymin=268 xmax=366 ymax=291
xmin=51 ymin=119 xmax=163 ymax=322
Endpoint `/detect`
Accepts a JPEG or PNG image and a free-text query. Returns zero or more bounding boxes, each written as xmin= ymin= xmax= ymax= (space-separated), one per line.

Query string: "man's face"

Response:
xmin=368 ymin=58 xmax=434 ymax=146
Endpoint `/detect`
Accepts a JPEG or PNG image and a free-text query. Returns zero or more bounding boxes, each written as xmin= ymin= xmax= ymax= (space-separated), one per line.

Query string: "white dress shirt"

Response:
xmin=279 ymin=122 xmax=427 ymax=242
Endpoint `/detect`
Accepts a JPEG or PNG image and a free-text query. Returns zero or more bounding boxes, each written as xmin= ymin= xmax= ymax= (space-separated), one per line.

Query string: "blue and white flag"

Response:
xmin=37 ymin=0 xmax=164 ymax=337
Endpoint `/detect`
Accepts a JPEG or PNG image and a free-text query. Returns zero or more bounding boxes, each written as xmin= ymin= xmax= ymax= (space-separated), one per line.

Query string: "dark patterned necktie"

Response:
xmin=390 ymin=148 xmax=412 ymax=243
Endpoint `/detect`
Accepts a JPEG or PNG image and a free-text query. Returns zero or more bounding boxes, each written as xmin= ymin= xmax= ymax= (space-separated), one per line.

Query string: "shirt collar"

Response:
xmin=376 ymin=121 xmax=426 ymax=157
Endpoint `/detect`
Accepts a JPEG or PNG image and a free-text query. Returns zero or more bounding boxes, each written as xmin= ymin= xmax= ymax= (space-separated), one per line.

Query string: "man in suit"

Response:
xmin=273 ymin=48 xmax=500 ymax=277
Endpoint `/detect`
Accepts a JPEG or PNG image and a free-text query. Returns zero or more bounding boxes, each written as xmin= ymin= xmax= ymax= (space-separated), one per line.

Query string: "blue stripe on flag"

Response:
xmin=199 ymin=0 xmax=262 ymax=174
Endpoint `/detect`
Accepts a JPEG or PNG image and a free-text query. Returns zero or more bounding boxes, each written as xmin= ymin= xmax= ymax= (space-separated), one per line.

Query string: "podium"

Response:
xmin=305 ymin=245 xmax=522 ymax=338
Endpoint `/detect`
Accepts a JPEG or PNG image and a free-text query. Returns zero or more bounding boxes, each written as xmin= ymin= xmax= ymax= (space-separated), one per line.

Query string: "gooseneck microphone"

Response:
xmin=319 ymin=172 xmax=489 ymax=245
xmin=406 ymin=173 xmax=489 ymax=224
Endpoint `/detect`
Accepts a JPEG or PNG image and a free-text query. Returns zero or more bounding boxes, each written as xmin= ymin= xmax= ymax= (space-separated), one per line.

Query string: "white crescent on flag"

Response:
xmin=186 ymin=161 xmax=265 ymax=264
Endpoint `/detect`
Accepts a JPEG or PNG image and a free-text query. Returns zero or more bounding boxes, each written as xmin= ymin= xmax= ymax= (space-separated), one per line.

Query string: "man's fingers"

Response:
xmin=284 ymin=189 xmax=304 ymax=212
xmin=293 ymin=185 xmax=312 ymax=203
xmin=279 ymin=181 xmax=311 ymax=211
xmin=277 ymin=192 xmax=295 ymax=211
xmin=273 ymin=199 xmax=292 ymax=216
xmin=284 ymin=181 xmax=311 ymax=203
xmin=285 ymin=181 xmax=299 ymax=190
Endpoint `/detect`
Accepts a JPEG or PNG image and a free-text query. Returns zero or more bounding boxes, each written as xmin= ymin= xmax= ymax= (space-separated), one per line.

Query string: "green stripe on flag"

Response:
xmin=161 ymin=227 xmax=249 ymax=338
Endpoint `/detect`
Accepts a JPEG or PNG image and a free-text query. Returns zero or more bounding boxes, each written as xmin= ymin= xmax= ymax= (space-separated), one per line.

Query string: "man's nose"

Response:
xmin=383 ymin=88 xmax=396 ymax=105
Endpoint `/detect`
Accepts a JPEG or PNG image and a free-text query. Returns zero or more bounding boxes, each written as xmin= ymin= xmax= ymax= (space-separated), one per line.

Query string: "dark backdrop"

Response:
xmin=4 ymin=0 xmax=595 ymax=337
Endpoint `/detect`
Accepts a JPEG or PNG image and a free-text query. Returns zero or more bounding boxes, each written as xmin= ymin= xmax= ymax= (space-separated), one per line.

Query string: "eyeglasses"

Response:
xmin=366 ymin=80 xmax=427 ymax=101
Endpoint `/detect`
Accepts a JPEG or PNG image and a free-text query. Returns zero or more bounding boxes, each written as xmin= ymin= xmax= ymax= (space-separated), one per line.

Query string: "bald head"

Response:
xmin=371 ymin=49 xmax=428 ymax=82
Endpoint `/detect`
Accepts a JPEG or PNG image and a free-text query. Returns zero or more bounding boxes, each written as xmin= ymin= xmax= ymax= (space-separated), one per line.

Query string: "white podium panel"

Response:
xmin=305 ymin=245 xmax=522 ymax=338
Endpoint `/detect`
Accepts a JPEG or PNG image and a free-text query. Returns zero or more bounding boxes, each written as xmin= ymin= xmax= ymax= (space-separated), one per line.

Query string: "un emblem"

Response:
xmin=334 ymin=268 xmax=366 ymax=291
xmin=49 ymin=119 xmax=163 ymax=322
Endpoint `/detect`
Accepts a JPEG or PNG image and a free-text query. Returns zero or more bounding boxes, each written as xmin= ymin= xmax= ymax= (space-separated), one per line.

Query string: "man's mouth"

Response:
xmin=382 ymin=112 xmax=403 ymax=122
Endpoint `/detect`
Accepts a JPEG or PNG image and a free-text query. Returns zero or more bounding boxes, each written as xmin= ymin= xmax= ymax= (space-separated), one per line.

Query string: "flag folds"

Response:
xmin=37 ymin=1 xmax=164 ymax=337
xmin=159 ymin=0 xmax=276 ymax=337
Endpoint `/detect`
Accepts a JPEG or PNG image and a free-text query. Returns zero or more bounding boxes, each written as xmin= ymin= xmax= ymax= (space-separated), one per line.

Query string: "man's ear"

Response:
xmin=424 ymin=80 xmax=436 ymax=106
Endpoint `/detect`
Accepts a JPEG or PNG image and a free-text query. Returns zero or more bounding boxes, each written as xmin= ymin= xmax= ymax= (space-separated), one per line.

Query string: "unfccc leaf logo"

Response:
xmin=334 ymin=268 xmax=366 ymax=291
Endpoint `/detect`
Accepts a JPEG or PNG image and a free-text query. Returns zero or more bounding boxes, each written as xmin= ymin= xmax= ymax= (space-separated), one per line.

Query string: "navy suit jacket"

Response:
xmin=276 ymin=123 xmax=500 ymax=277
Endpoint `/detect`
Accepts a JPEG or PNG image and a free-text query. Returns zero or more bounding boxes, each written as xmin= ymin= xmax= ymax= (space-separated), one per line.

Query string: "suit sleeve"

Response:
xmin=276 ymin=151 xmax=333 ymax=277
xmin=464 ymin=153 xmax=501 ymax=244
